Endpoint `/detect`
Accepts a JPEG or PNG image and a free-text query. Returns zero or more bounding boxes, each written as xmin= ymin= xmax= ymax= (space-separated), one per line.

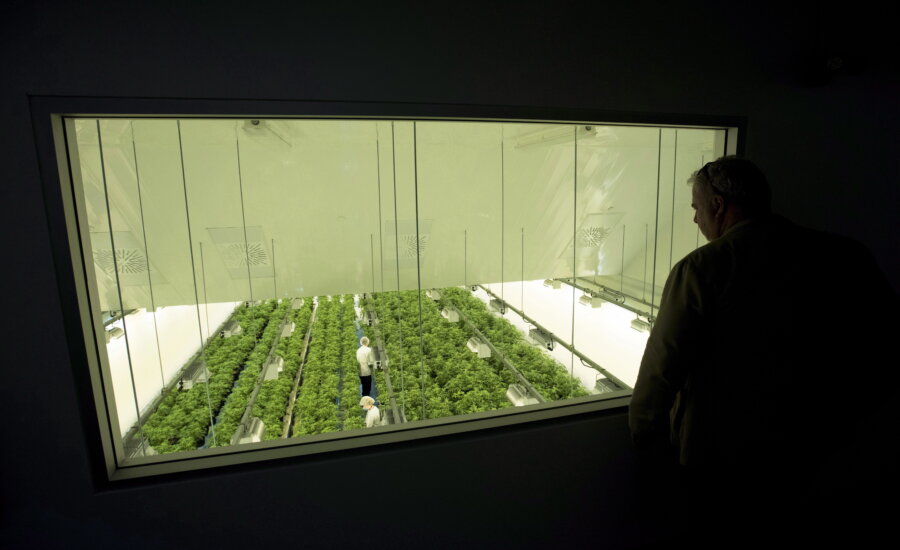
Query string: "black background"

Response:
xmin=1 ymin=1 xmax=896 ymax=548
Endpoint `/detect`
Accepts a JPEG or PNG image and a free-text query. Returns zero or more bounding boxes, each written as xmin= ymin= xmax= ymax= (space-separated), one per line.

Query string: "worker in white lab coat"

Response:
xmin=356 ymin=336 xmax=375 ymax=396
xmin=360 ymin=396 xmax=381 ymax=428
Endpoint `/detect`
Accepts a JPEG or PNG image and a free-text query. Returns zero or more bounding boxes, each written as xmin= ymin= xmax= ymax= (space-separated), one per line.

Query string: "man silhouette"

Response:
xmin=629 ymin=156 xmax=897 ymax=545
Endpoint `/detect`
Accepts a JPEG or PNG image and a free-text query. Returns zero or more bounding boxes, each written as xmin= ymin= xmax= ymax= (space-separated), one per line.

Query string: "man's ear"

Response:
xmin=711 ymin=194 xmax=726 ymax=217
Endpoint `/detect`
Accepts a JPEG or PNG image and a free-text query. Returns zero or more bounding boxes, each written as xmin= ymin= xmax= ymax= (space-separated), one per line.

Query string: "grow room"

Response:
xmin=62 ymin=117 xmax=730 ymax=472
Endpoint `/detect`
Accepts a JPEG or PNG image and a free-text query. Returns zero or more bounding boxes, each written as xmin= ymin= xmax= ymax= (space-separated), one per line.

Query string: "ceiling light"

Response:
xmin=543 ymin=279 xmax=561 ymax=289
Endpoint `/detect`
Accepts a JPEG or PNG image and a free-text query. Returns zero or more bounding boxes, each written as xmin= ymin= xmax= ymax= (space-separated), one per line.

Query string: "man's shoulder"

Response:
xmin=677 ymin=215 xmax=878 ymax=281
xmin=672 ymin=216 xmax=798 ymax=275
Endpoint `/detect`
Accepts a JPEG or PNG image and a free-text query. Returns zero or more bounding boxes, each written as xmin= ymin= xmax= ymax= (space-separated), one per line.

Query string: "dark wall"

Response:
xmin=1 ymin=1 xmax=896 ymax=548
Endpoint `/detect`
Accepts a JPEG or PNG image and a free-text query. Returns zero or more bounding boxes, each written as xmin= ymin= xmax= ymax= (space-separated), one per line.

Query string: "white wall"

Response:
xmin=106 ymin=302 xmax=239 ymax=436
xmin=476 ymin=281 xmax=648 ymax=391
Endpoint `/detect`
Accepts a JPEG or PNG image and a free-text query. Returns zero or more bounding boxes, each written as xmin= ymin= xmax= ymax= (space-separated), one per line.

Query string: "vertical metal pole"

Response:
xmin=97 ymin=120 xmax=147 ymax=456
xmin=272 ymin=238 xmax=277 ymax=300
xmin=412 ymin=122 xmax=426 ymax=421
xmin=200 ymin=242 xmax=210 ymax=339
xmin=390 ymin=121 xmax=405 ymax=411
xmin=696 ymin=155 xmax=704 ymax=250
xmin=571 ymin=125 xmax=577 ymax=376
xmin=376 ymin=124 xmax=385 ymax=292
xmin=669 ymin=130 xmax=679 ymax=271
xmin=500 ymin=125 xmax=505 ymax=307
xmin=234 ymin=127 xmax=253 ymax=302
xmin=643 ymin=224 xmax=649 ymax=302
xmin=130 ymin=121 xmax=166 ymax=391
xmin=177 ymin=120 xmax=218 ymax=447
xmin=621 ymin=225 xmax=626 ymax=292
xmin=650 ymin=129 xmax=663 ymax=320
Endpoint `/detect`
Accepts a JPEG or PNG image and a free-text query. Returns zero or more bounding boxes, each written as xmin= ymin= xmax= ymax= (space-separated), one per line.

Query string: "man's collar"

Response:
xmin=721 ymin=213 xmax=779 ymax=238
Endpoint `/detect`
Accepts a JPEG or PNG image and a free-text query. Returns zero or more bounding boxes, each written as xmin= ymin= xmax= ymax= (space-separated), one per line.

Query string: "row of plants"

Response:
xmin=210 ymin=300 xmax=291 ymax=447
xmin=292 ymin=297 xmax=343 ymax=435
xmin=251 ymin=299 xmax=314 ymax=440
xmin=140 ymin=301 xmax=278 ymax=454
xmin=441 ymin=287 xmax=588 ymax=401
xmin=338 ymin=297 xmax=367 ymax=430
xmin=139 ymin=288 xmax=586 ymax=453
xmin=361 ymin=290 xmax=513 ymax=422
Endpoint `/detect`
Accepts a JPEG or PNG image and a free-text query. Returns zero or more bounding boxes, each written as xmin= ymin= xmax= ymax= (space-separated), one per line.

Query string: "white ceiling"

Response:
xmin=72 ymin=119 xmax=720 ymax=310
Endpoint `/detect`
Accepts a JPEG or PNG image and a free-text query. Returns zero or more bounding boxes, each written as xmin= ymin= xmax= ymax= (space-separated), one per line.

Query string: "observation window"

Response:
xmin=55 ymin=114 xmax=735 ymax=479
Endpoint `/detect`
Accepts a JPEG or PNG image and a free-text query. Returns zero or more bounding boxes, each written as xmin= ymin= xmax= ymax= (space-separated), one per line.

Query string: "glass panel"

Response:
xmin=572 ymin=126 xmax=662 ymax=390
xmin=96 ymin=120 xmax=164 ymax=459
xmin=64 ymin=116 xmax=730 ymax=464
xmin=501 ymin=123 xmax=582 ymax=402
xmin=359 ymin=121 xmax=405 ymax=428
xmin=416 ymin=121 xmax=508 ymax=418
xmin=72 ymin=120 xmax=136 ymax=456
xmin=377 ymin=121 xmax=422 ymax=421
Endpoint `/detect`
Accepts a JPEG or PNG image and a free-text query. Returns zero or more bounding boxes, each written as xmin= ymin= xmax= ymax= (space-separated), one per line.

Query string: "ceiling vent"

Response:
xmin=385 ymin=219 xmax=432 ymax=265
xmin=560 ymin=212 xmax=625 ymax=257
xmin=91 ymin=231 xmax=150 ymax=285
xmin=207 ymin=226 xmax=272 ymax=279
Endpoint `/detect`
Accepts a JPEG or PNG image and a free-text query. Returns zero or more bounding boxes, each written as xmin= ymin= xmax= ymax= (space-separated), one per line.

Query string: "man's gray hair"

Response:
xmin=360 ymin=336 xmax=369 ymax=346
xmin=689 ymin=156 xmax=771 ymax=215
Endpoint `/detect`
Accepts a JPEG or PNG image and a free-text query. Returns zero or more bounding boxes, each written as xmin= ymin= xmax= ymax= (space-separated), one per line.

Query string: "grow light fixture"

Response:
xmin=489 ymin=299 xmax=507 ymax=314
xmin=528 ymin=328 xmax=555 ymax=351
xmin=597 ymin=289 xmax=626 ymax=305
xmin=631 ymin=317 xmax=651 ymax=333
xmin=363 ymin=310 xmax=379 ymax=326
xmin=181 ymin=360 xmax=209 ymax=390
xmin=466 ymin=337 xmax=491 ymax=358
xmin=372 ymin=346 xmax=386 ymax=369
xmin=441 ymin=307 xmax=459 ymax=323
xmin=543 ymin=279 xmax=561 ymax=289
xmin=506 ymin=383 xmax=540 ymax=406
xmin=594 ymin=377 xmax=621 ymax=394
xmin=425 ymin=289 xmax=442 ymax=300
xmin=104 ymin=326 xmax=125 ymax=343
xmin=579 ymin=294 xmax=602 ymax=308
xmin=232 ymin=417 xmax=265 ymax=446
xmin=220 ymin=320 xmax=242 ymax=338
xmin=124 ymin=437 xmax=157 ymax=459
xmin=263 ymin=356 xmax=285 ymax=381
